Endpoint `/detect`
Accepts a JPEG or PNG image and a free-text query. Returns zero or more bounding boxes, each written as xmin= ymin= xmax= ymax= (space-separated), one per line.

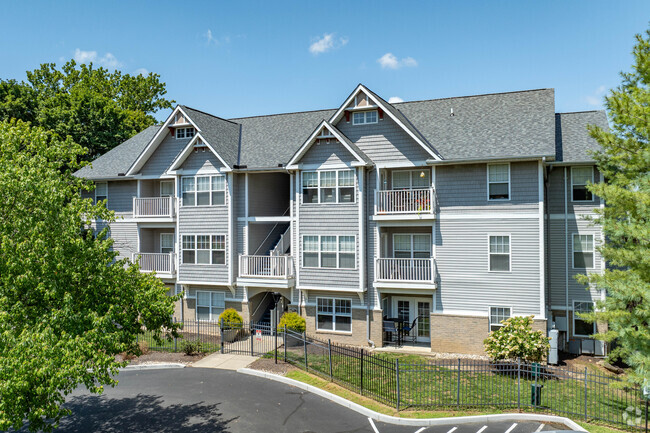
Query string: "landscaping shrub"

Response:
xmin=137 ymin=340 xmax=149 ymax=355
xmin=182 ymin=340 xmax=203 ymax=356
xmin=219 ymin=308 xmax=243 ymax=329
xmin=483 ymin=315 xmax=550 ymax=363
xmin=277 ymin=311 xmax=306 ymax=333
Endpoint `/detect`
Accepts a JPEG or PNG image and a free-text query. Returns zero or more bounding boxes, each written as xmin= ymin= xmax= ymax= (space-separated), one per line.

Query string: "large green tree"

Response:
xmin=0 ymin=120 xmax=180 ymax=432
xmin=579 ymin=29 xmax=650 ymax=387
xmin=0 ymin=60 xmax=174 ymax=160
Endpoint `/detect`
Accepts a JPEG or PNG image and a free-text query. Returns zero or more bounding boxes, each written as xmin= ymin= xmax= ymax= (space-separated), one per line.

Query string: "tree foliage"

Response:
xmin=483 ymin=316 xmax=550 ymax=363
xmin=578 ymin=29 xmax=650 ymax=386
xmin=0 ymin=60 xmax=174 ymax=160
xmin=0 ymin=120 xmax=181 ymax=432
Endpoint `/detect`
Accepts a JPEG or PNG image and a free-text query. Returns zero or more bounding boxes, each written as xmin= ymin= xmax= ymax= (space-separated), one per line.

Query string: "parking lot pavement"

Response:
xmin=19 ymin=368 xmax=571 ymax=433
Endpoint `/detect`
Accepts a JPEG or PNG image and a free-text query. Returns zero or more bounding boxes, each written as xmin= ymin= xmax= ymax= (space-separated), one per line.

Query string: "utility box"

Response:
xmin=531 ymin=384 xmax=543 ymax=406
xmin=548 ymin=328 xmax=559 ymax=365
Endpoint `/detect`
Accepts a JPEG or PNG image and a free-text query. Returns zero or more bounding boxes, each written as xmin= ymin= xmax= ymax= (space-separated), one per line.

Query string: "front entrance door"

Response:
xmin=391 ymin=297 xmax=431 ymax=343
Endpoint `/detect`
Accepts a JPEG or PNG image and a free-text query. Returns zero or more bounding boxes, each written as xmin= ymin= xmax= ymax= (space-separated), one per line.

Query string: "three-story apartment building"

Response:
xmin=76 ymin=84 xmax=608 ymax=355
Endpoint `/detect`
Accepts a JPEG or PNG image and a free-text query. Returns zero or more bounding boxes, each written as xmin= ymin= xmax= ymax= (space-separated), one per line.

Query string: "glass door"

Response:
xmin=417 ymin=301 xmax=431 ymax=341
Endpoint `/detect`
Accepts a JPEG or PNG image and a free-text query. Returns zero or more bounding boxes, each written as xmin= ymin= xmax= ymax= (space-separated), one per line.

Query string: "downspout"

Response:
xmin=360 ymin=167 xmax=374 ymax=347
xmin=564 ymin=167 xmax=569 ymax=322
xmin=545 ymin=164 xmax=553 ymax=315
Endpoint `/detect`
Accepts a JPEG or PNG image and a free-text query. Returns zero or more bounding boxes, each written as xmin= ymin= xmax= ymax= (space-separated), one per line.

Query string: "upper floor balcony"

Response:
xmin=238 ymin=254 xmax=295 ymax=289
xmin=374 ymin=188 xmax=436 ymax=220
xmin=133 ymin=196 xmax=176 ymax=219
xmin=132 ymin=252 xmax=176 ymax=279
xmin=374 ymin=257 xmax=437 ymax=290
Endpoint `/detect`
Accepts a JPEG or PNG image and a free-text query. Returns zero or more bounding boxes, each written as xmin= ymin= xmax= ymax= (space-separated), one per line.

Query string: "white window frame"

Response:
xmin=160 ymin=233 xmax=174 ymax=253
xmin=573 ymin=301 xmax=596 ymax=337
xmin=391 ymin=169 xmax=431 ymax=190
xmin=352 ymin=110 xmax=378 ymax=125
xmin=181 ymin=175 xmax=226 ymax=207
xmin=174 ymin=127 xmax=195 ymax=139
xmin=301 ymin=170 xmax=356 ymax=204
xmin=302 ymin=235 xmax=356 ymax=269
xmin=572 ymin=233 xmax=595 ymax=270
xmin=160 ymin=180 xmax=174 ymax=197
xmin=392 ymin=233 xmax=431 ymax=258
xmin=95 ymin=182 xmax=108 ymax=203
xmin=571 ymin=166 xmax=594 ymax=202
xmin=181 ymin=234 xmax=226 ymax=265
xmin=487 ymin=163 xmax=511 ymax=201
xmin=488 ymin=306 xmax=512 ymax=332
xmin=196 ymin=290 xmax=225 ymax=322
xmin=316 ymin=297 xmax=352 ymax=333
xmin=488 ymin=234 xmax=511 ymax=272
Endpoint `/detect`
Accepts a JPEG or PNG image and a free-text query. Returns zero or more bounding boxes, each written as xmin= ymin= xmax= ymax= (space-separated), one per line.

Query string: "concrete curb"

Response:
xmin=120 ymin=363 xmax=186 ymax=371
xmin=238 ymin=368 xmax=587 ymax=431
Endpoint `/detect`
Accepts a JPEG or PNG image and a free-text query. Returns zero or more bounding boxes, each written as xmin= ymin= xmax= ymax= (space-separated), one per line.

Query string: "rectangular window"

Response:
xmin=160 ymin=233 xmax=174 ymax=253
xmin=572 ymin=166 xmax=594 ymax=201
xmin=95 ymin=182 xmax=108 ymax=203
xmin=302 ymin=170 xmax=355 ymax=204
xmin=391 ymin=169 xmax=430 ymax=190
xmin=181 ymin=234 xmax=225 ymax=265
xmin=573 ymin=301 xmax=595 ymax=337
xmin=489 ymin=235 xmax=511 ymax=271
xmin=352 ymin=110 xmax=378 ymax=125
xmin=181 ymin=175 xmax=226 ymax=207
xmin=488 ymin=164 xmax=510 ymax=200
xmin=489 ymin=306 xmax=512 ymax=332
xmin=196 ymin=291 xmax=225 ymax=321
xmin=302 ymin=235 xmax=356 ymax=269
xmin=393 ymin=234 xmax=431 ymax=259
xmin=174 ymin=127 xmax=195 ymax=139
xmin=160 ymin=181 xmax=174 ymax=197
xmin=573 ymin=234 xmax=594 ymax=269
xmin=317 ymin=298 xmax=352 ymax=332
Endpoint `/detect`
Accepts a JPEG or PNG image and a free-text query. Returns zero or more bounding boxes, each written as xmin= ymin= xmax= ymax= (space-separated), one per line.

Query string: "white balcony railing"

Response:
xmin=133 ymin=196 xmax=175 ymax=218
xmin=375 ymin=257 xmax=436 ymax=283
xmin=375 ymin=188 xmax=434 ymax=214
xmin=133 ymin=252 xmax=175 ymax=275
xmin=239 ymin=255 xmax=294 ymax=279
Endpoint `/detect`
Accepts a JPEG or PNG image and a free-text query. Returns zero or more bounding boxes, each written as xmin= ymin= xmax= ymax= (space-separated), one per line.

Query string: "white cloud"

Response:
xmin=388 ymin=96 xmax=404 ymax=103
xmin=377 ymin=53 xmax=418 ymax=69
xmin=586 ymin=85 xmax=608 ymax=107
xmin=205 ymin=29 xmax=230 ymax=46
xmin=134 ymin=68 xmax=149 ymax=76
xmin=74 ymin=48 xmax=122 ymax=69
xmin=309 ymin=33 xmax=348 ymax=55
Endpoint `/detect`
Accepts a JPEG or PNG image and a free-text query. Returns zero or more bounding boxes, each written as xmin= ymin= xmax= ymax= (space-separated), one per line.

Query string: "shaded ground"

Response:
xmin=116 ymin=351 xmax=206 ymax=365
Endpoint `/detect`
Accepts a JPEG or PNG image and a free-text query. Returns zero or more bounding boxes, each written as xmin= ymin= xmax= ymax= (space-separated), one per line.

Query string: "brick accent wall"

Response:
xmin=430 ymin=313 xmax=547 ymax=355
xmin=301 ymin=306 xmax=381 ymax=347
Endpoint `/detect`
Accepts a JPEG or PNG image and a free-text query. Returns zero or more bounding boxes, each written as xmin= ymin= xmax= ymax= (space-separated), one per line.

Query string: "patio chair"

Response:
xmin=400 ymin=317 xmax=419 ymax=344
xmin=383 ymin=320 xmax=398 ymax=345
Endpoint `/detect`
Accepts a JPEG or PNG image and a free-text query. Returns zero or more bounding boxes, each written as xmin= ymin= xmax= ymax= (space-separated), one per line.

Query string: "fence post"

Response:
xmin=360 ymin=349 xmax=364 ymax=394
xmin=328 ymin=339 xmax=333 ymax=381
xmin=284 ymin=325 xmax=287 ymax=363
xmin=250 ymin=323 xmax=254 ymax=356
xmin=303 ymin=331 xmax=308 ymax=370
xmin=219 ymin=318 xmax=224 ymax=354
xmin=457 ymin=358 xmax=461 ymax=408
xmin=584 ymin=366 xmax=588 ymax=421
xmin=395 ymin=358 xmax=401 ymax=411
xmin=517 ymin=358 xmax=521 ymax=411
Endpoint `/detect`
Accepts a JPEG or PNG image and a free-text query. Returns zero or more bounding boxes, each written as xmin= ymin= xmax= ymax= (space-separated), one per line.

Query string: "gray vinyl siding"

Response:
xmin=547 ymin=166 xmax=602 ymax=215
xmin=435 ymin=162 xmax=539 ymax=213
xmin=181 ymin=149 xmax=223 ymax=172
xmin=107 ymin=221 xmax=138 ymax=261
xmin=298 ymin=171 xmax=360 ymax=289
xmin=300 ymin=140 xmax=355 ymax=167
xmin=366 ymin=169 xmax=378 ymax=309
xmin=305 ymin=290 xmax=364 ymax=307
xmin=435 ymin=218 xmax=541 ymax=315
xmin=336 ymin=115 xmax=430 ymax=164
xmin=107 ymin=180 xmax=136 ymax=218
xmin=139 ymin=133 xmax=188 ymax=176
xmin=139 ymin=228 xmax=175 ymax=253
xmin=548 ymin=217 xmax=603 ymax=307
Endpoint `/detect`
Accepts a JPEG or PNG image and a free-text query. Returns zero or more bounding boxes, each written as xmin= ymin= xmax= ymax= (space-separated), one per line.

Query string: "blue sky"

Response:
xmin=0 ymin=1 xmax=648 ymax=121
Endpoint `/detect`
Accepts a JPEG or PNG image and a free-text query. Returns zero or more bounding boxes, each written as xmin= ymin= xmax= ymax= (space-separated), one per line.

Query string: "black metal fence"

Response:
xmin=137 ymin=319 xmax=221 ymax=353
xmin=220 ymin=321 xmax=280 ymax=356
xmin=274 ymin=329 xmax=646 ymax=431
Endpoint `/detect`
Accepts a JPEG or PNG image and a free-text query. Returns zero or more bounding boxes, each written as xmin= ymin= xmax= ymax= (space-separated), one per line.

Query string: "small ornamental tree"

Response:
xmin=277 ymin=311 xmax=306 ymax=333
xmin=484 ymin=316 xmax=550 ymax=363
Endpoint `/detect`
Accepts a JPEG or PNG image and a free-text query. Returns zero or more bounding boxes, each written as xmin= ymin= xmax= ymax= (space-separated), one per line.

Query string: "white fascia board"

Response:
xmin=166 ymin=132 xmax=231 ymax=173
xmin=329 ymin=84 xmax=441 ymax=161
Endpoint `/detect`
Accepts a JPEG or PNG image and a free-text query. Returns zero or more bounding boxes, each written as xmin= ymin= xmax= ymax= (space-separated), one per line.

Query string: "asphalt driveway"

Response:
xmin=22 ymin=368 xmax=567 ymax=433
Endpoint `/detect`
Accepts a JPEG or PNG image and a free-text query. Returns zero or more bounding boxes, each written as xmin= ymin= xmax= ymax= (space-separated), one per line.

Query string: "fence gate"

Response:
xmin=221 ymin=322 xmax=282 ymax=357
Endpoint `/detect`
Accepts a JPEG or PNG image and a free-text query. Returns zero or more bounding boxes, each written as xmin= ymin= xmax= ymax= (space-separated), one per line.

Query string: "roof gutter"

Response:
xmin=426 ymin=154 xmax=555 ymax=165
xmin=546 ymin=160 xmax=596 ymax=166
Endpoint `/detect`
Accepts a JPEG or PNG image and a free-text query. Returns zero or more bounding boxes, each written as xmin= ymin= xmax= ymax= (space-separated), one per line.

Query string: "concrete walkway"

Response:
xmin=190 ymin=352 xmax=258 ymax=370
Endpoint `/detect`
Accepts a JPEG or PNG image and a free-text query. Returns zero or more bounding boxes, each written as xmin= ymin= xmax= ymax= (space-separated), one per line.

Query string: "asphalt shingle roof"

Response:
xmin=555 ymin=111 xmax=608 ymax=163
xmin=75 ymin=125 xmax=160 ymax=179
xmin=181 ymin=106 xmax=241 ymax=167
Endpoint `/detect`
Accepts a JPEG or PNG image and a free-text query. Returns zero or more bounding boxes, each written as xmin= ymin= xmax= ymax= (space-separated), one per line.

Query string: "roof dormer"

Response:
xmin=343 ymin=90 xmax=383 ymax=124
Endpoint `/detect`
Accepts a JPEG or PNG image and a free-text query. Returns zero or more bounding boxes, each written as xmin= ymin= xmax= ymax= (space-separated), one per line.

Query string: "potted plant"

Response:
xmin=219 ymin=308 xmax=244 ymax=343
xmin=278 ymin=312 xmax=306 ymax=347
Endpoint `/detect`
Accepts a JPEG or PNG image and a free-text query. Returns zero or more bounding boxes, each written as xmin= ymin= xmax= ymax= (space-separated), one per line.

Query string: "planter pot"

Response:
xmin=222 ymin=328 xmax=240 ymax=343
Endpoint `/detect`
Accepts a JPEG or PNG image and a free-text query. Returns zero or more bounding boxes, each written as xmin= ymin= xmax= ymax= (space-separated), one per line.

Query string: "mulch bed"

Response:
xmin=116 ymin=351 xmax=207 ymax=365
xmin=248 ymin=358 xmax=297 ymax=375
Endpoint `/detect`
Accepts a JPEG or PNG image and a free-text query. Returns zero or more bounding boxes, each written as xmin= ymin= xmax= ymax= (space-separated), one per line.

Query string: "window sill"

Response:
xmin=315 ymin=329 xmax=353 ymax=335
